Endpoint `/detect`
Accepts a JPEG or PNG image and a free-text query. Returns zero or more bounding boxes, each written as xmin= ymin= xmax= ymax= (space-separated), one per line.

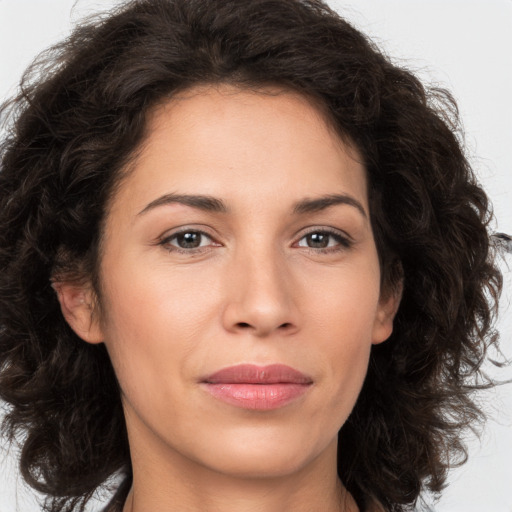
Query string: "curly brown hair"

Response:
xmin=0 ymin=1 xmax=502 ymax=511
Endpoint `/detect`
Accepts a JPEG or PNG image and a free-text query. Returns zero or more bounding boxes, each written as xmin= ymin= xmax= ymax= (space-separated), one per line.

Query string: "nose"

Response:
xmin=221 ymin=247 xmax=300 ymax=338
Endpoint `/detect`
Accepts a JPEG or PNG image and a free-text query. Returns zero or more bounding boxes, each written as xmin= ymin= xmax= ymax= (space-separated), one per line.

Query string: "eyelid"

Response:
xmin=157 ymin=226 xmax=221 ymax=253
xmin=155 ymin=225 xmax=353 ymax=255
xmin=295 ymin=226 xmax=353 ymax=242
xmin=300 ymin=225 xmax=353 ymax=241
xmin=293 ymin=226 xmax=354 ymax=252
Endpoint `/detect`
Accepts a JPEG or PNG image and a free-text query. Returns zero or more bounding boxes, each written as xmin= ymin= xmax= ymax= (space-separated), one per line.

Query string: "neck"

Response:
xmin=123 ymin=432 xmax=358 ymax=512
xmin=123 ymin=475 xmax=358 ymax=512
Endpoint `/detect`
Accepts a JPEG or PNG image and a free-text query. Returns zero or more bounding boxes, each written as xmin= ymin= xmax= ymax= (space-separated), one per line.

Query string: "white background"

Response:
xmin=0 ymin=1 xmax=511 ymax=511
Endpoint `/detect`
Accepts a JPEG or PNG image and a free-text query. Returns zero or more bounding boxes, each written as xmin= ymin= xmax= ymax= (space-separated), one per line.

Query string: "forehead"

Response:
xmin=146 ymin=83 xmax=346 ymax=144
xmin=110 ymin=84 xmax=367 ymax=218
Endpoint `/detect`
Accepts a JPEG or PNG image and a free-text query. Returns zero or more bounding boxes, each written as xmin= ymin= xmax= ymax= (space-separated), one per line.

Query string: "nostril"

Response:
xmin=237 ymin=322 xmax=251 ymax=328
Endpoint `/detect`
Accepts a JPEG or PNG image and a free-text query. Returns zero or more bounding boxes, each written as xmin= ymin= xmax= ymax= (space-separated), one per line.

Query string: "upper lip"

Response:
xmin=202 ymin=364 xmax=313 ymax=384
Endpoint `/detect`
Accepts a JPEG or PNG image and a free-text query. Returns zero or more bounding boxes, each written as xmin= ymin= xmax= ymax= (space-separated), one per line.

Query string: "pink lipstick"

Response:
xmin=201 ymin=364 xmax=313 ymax=410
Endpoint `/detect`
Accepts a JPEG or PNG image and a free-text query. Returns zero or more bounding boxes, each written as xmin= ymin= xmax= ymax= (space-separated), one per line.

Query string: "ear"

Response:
xmin=371 ymin=280 xmax=403 ymax=345
xmin=51 ymin=280 xmax=104 ymax=344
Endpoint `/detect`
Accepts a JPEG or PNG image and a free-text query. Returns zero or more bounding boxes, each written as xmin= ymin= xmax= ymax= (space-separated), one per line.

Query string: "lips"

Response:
xmin=201 ymin=364 xmax=313 ymax=410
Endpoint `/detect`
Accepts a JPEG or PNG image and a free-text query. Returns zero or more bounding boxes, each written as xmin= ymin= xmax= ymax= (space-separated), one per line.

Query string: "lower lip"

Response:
xmin=202 ymin=383 xmax=311 ymax=410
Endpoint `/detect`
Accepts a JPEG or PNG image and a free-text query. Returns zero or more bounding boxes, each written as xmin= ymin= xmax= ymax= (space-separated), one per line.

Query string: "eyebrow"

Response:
xmin=292 ymin=194 xmax=367 ymax=218
xmin=138 ymin=193 xmax=229 ymax=215
xmin=138 ymin=192 xmax=367 ymax=218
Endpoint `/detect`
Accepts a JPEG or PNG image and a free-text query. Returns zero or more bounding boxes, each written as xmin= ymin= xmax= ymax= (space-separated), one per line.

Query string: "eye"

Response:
xmin=295 ymin=229 xmax=352 ymax=252
xmin=160 ymin=229 xmax=218 ymax=252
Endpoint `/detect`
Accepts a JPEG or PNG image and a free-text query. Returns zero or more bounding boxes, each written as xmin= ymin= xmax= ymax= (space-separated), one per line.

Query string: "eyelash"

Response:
xmin=159 ymin=228 xmax=218 ymax=255
xmin=158 ymin=227 xmax=353 ymax=255
xmin=295 ymin=228 xmax=353 ymax=254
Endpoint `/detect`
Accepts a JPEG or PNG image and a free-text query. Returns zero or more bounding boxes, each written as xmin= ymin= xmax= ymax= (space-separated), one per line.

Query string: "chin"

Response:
xmin=193 ymin=428 xmax=335 ymax=479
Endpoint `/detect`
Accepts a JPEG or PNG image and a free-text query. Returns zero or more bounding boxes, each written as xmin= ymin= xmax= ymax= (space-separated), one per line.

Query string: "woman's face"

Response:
xmin=63 ymin=85 xmax=398 ymax=482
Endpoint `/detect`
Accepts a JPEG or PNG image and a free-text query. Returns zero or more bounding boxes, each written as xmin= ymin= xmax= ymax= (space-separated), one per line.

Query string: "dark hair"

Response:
xmin=0 ymin=1 xmax=502 ymax=511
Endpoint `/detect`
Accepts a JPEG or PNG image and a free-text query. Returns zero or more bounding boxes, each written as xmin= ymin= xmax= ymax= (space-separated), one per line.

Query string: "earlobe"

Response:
xmin=51 ymin=281 xmax=104 ymax=344
xmin=372 ymin=280 xmax=403 ymax=345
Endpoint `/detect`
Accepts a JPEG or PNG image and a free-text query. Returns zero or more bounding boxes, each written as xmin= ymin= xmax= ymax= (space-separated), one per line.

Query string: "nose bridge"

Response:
xmin=223 ymin=237 xmax=297 ymax=336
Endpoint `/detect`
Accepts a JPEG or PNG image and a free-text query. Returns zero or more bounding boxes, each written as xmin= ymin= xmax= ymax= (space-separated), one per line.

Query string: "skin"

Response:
xmin=56 ymin=84 xmax=400 ymax=512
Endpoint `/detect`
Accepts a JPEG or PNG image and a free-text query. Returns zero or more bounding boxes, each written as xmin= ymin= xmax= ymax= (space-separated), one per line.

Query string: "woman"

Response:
xmin=0 ymin=1 xmax=503 ymax=511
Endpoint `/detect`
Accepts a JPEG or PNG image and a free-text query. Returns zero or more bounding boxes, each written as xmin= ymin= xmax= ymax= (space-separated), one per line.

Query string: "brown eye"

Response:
xmin=161 ymin=230 xmax=215 ymax=251
xmin=304 ymin=232 xmax=330 ymax=248
xmin=174 ymin=232 xmax=203 ymax=248
xmin=296 ymin=230 xmax=350 ymax=250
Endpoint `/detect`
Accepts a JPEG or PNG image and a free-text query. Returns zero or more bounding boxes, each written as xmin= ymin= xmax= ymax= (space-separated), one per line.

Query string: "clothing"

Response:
xmin=101 ymin=477 xmax=131 ymax=512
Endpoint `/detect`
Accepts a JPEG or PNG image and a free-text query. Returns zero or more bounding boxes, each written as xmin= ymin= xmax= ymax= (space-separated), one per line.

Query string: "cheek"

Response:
xmin=321 ymin=304 xmax=375 ymax=393
xmin=308 ymin=259 xmax=381 ymax=342
xmin=308 ymin=263 xmax=380 ymax=394
xmin=97 ymin=256 xmax=223 ymax=387
xmin=102 ymin=253 xmax=212 ymax=330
